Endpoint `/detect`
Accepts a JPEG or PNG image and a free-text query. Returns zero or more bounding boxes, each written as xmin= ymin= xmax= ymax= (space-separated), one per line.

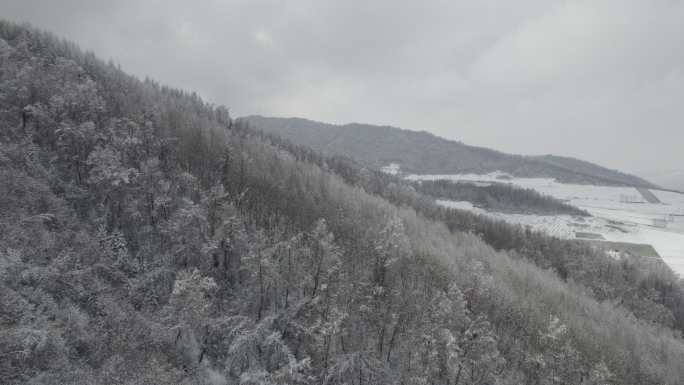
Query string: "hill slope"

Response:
xmin=642 ymin=170 xmax=684 ymax=191
xmin=244 ymin=115 xmax=656 ymax=187
xmin=2 ymin=21 xmax=684 ymax=385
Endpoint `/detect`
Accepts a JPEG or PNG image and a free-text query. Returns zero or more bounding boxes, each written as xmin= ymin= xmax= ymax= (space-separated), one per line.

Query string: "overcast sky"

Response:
xmin=3 ymin=0 xmax=683 ymax=176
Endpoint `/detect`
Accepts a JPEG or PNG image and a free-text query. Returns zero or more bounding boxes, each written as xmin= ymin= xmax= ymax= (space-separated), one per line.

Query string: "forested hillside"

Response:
xmin=2 ymin=21 xmax=684 ymax=385
xmin=412 ymin=180 xmax=588 ymax=216
xmin=244 ymin=115 xmax=656 ymax=188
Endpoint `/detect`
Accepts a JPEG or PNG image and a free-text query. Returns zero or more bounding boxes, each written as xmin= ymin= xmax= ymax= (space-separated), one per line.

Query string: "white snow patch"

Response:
xmin=607 ymin=249 xmax=622 ymax=260
xmin=381 ymin=163 xmax=401 ymax=175
xmin=436 ymin=200 xmax=478 ymax=211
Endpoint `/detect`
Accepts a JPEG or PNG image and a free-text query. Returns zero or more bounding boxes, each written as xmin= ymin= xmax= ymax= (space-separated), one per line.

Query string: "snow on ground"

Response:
xmin=380 ymin=163 xmax=401 ymax=175
xmin=653 ymin=189 xmax=684 ymax=207
xmin=413 ymin=172 xmax=684 ymax=276
xmin=483 ymin=213 xmax=577 ymax=239
xmin=601 ymin=226 xmax=684 ymax=274
xmin=436 ymin=200 xmax=478 ymax=211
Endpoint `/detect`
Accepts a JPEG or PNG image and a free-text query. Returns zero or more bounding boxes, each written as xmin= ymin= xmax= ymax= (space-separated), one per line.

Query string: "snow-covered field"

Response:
xmin=409 ymin=172 xmax=684 ymax=276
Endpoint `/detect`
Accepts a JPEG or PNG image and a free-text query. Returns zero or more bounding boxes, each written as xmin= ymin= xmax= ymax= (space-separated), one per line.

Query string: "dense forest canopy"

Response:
xmin=1 ymin=21 xmax=684 ymax=385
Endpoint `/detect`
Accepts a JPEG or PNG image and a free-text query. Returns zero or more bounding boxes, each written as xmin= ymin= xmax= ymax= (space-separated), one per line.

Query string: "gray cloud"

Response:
xmin=2 ymin=0 xmax=683 ymax=176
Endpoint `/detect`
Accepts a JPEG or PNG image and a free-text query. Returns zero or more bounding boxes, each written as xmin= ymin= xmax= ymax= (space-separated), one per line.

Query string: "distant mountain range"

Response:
xmin=242 ymin=116 xmax=657 ymax=188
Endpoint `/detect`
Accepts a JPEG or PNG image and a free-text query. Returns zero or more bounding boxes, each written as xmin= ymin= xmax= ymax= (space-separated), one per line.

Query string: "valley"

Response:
xmin=406 ymin=170 xmax=684 ymax=275
xmin=244 ymin=114 xmax=684 ymax=277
